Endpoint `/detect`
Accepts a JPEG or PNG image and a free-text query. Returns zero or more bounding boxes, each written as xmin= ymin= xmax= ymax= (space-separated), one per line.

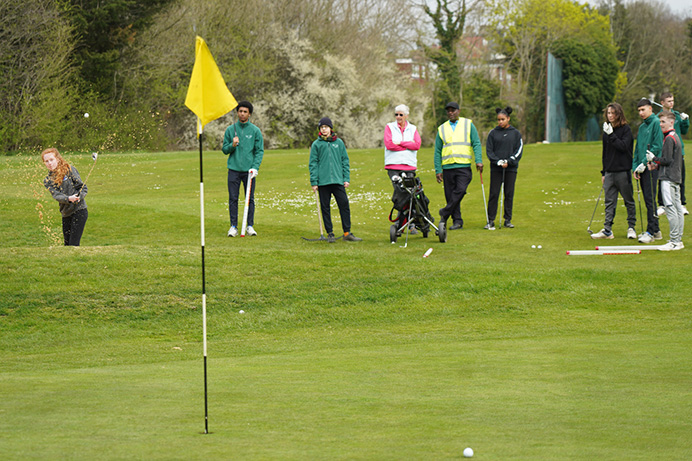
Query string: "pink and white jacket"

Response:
xmin=384 ymin=121 xmax=421 ymax=170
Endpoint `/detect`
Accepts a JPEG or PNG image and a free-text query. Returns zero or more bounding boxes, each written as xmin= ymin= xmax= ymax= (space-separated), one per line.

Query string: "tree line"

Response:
xmin=1 ymin=0 xmax=690 ymax=153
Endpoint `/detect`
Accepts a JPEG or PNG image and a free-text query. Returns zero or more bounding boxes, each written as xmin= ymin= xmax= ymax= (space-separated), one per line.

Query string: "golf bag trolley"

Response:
xmin=388 ymin=172 xmax=446 ymax=244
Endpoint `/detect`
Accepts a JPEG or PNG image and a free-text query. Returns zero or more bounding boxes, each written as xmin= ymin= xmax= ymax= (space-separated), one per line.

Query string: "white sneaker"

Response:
xmin=659 ymin=242 xmax=684 ymax=251
xmin=591 ymin=229 xmax=614 ymax=239
xmin=683 ymin=205 xmax=689 ymax=215
xmin=246 ymin=226 xmax=257 ymax=236
xmin=653 ymin=231 xmax=663 ymax=240
xmin=638 ymin=232 xmax=654 ymax=244
xmin=657 ymin=206 xmax=666 ymax=217
xmin=228 ymin=226 xmax=238 ymax=237
xmin=627 ymin=228 xmax=637 ymax=239
xmin=675 ymin=242 xmax=685 ymax=250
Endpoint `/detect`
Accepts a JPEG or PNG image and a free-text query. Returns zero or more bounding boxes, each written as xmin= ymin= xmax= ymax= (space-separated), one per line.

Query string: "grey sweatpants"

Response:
xmin=603 ymin=171 xmax=636 ymax=233
xmin=660 ymin=180 xmax=684 ymax=244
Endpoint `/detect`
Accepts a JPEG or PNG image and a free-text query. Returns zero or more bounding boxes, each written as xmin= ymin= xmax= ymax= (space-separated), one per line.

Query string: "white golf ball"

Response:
xmin=239 ymin=310 xmax=245 ymax=314
xmin=84 ymin=112 xmax=89 ymax=118
xmin=531 ymin=244 xmax=536 ymax=249
xmin=537 ymin=245 xmax=542 ymax=249
xmin=463 ymin=447 xmax=474 ymax=457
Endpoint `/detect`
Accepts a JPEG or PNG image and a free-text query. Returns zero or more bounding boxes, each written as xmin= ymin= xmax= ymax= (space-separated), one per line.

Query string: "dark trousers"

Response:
xmin=387 ymin=169 xmax=416 ymax=206
xmin=639 ymin=168 xmax=659 ymax=235
xmin=228 ymin=169 xmax=255 ymax=227
xmin=439 ymin=167 xmax=471 ymax=225
xmin=318 ymin=184 xmax=351 ymax=234
xmin=62 ymin=208 xmax=88 ymax=246
xmin=603 ymin=171 xmax=636 ymax=232
xmin=487 ymin=167 xmax=517 ymax=223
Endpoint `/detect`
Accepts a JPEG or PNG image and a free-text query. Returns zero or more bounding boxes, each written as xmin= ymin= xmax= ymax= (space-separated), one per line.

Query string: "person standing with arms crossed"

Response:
xmin=384 ymin=104 xmax=422 ymax=233
xmin=222 ymin=101 xmax=264 ymax=237
xmin=656 ymin=92 xmax=690 ymax=216
xmin=633 ymin=98 xmax=663 ymax=244
xmin=434 ymin=102 xmax=483 ymax=233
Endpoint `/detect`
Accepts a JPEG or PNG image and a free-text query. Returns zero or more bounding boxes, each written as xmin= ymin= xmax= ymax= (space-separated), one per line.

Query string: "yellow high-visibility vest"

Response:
xmin=439 ymin=118 xmax=473 ymax=166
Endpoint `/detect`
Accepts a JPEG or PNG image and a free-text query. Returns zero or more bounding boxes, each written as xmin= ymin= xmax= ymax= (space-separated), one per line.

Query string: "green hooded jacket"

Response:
xmin=633 ymin=114 xmax=663 ymax=171
xmin=309 ymin=135 xmax=350 ymax=186
xmin=222 ymin=121 xmax=264 ymax=172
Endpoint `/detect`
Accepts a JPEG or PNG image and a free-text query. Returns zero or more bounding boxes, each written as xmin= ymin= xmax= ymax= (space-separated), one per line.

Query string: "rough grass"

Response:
xmin=1 ymin=143 xmax=691 ymax=459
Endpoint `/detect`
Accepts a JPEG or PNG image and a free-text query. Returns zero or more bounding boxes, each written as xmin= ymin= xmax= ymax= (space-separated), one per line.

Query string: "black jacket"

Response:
xmin=486 ymin=125 xmax=523 ymax=171
xmin=601 ymin=124 xmax=633 ymax=175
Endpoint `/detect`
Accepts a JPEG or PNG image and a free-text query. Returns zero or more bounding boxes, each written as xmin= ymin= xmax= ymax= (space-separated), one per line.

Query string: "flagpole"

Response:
xmin=198 ymin=119 xmax=209 ymax=434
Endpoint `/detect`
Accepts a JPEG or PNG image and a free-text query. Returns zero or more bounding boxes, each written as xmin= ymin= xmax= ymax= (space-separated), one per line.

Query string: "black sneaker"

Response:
xmin=449 ymin=223 xmax=463 ymax=230
xmin=484 ymin=221 xmax=495 ymax=230
xmin=503 ymin=221 xmax=514 ymax=228
xmin=343 ymin=232 xmax=362 ymax=242
xmin=327 ymin=233 xmax=336 ymax=243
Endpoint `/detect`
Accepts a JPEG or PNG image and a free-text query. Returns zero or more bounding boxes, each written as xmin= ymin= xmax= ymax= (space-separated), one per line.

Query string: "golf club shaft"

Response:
xmin=314 ymin=188 xmax=324 ymax=237
xmin=77 ymin=158 xmax=98 ymax=197
xmin=587 ymin=184 xmax=604 ymax=232
xmin=240 ymin=175 xmax=253 ymax=236
xmin=480 ymin=171 xmax=490 ymax=227
xmin=636 ymin=178 xmax=644 ymax=234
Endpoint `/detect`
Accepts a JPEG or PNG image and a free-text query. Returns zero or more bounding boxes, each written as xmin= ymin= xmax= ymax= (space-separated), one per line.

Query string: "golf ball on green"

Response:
xmin=538 ymin=245 xmax=542 ymax=249
xmin=239 ymin=310 xmax=245 ymax=314
xmin=84 ymin=112 xmax=89 ymax=118
xmin=463 ymin=447 xmax=474 ymax=457
xmin=531 ymin=244 xmax=536 ymax=248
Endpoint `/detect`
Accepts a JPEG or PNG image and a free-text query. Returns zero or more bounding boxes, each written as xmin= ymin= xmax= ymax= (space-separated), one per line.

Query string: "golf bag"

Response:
xmin=388 ymin=172 xmax=442 ymax=242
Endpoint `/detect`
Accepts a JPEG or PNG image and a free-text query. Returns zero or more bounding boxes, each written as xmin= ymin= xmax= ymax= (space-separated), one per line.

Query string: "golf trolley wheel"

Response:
xmin=390 ymin=224 xmax=398 ymax=243
xmin=438 ymin=225 xmax=447 ymax=243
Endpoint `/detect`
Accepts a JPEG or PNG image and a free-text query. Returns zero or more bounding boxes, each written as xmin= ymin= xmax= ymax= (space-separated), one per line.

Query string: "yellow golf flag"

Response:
xmin=185 ymin=36 xmax=238 ymax=131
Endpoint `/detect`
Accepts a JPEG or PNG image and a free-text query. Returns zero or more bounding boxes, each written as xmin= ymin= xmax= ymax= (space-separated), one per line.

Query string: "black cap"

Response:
xmin=445 ymin=102 xmax=460 ymax=110
xmin=318 ymin=117 xmax=333 ymax=129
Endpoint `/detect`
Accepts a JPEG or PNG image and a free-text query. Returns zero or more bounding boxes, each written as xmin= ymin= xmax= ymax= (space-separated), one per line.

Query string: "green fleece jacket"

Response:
xmin=222 ymin=121 xmax=264 ymax=172
xmin=657 ymin=109 xmax=689 ymax=156
xmin=633 ymin=114 xmax=663 ymax=171
xmin=309 ymin=135 xmax=350 ymax=186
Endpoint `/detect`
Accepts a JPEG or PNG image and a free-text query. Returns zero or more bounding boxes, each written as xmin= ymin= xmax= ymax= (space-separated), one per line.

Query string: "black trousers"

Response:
xmin=318 ymin=184 xmax=351 ymax=234
xmin=639 ymin=168 xmax=660 ymax=235
xmin=487 ymin=167 xmax=517 ymax=223
xmin=228 ymin=169 xmax=255 ymax=227
xmin=439 ymin=167 xmax=471 ymax=225
xmin=62 ymin=208 xmax=88 ymax=246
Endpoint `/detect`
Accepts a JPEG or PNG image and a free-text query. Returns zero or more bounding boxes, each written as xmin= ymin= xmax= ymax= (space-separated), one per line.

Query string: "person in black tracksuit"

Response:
xmin=485 ymin=107 xmax=523 ymax=228
xmin=591 ymin=102 xmax=636 ymax=239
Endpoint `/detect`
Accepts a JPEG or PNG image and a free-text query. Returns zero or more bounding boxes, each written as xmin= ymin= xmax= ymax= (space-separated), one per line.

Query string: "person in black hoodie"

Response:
xmin=591 ymin=102 xmax=637 ymax=239
xmin=485 ymin=107 xmax=523 ymax=228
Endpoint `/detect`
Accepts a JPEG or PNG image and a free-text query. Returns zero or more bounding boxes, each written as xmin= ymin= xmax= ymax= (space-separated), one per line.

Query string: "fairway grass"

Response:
xmin=2 ymin=144 xmax=691 ymax=459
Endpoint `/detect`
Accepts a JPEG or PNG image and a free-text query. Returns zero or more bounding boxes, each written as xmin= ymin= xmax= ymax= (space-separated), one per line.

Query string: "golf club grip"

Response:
xmin=240 ymin=175 xmax=253 ymax=236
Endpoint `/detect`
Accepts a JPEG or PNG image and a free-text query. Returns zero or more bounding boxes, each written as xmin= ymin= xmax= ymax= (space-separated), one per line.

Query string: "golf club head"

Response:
xmin=91 ymin=152 xmax=98 ymax=161
xmin=641 ymin=97 xmax=662 ymax=108
xmin=587 ymin=229 xmax=594 ymax=235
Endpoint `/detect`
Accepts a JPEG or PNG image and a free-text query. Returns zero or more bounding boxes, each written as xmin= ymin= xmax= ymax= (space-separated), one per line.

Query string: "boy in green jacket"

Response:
xmin=309 ymin=117 xmax=362 ymax=243
xmin=633 ymin=98 xmax=663 ymax=244
xmin=222 ymin=101 xmax=264 ymax=237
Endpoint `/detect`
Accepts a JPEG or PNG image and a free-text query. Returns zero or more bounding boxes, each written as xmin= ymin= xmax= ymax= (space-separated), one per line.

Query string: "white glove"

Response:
xmin=603 ymin=122 xmax=613 ymax=135
xmin=635 ymin=163 xmax=646 ymax=174
xmin=248 ymin=169 xmax=258 ymax=178
xmin=497 ymin=159 xmax=507 ymax=166
xmin=646 ymin=150 xmax=655 ymax=162
xmin=682 ymin=112 xmax=689 ymax=120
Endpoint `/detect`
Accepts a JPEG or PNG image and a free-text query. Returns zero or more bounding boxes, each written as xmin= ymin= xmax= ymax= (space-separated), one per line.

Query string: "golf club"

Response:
xmin=642 ymin=97 xmax=663 ymax=109
xmin=302 ymin=189 xmax=337 ymax=241
xmin=479 ymin=170 xmax=494 ymax=230
xmin=636 ymin=178 xmax=644 ymax=234
xmin=76 ymin=152 xmax=98 ymax=197
xmin=240 ymin=173 xmax=254 ymax=237
xmin=400 ymin=194 xmax=414 ymax=248
xmin=499 ymin=167 xmax=505 ymax=228
xmin=587 ymin=184 xmax=604 ymax=234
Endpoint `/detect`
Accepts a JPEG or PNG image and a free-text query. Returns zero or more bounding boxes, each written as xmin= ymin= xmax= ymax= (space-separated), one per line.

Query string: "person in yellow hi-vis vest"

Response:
xmin=434 ymin=102 xmax=484 ymax=233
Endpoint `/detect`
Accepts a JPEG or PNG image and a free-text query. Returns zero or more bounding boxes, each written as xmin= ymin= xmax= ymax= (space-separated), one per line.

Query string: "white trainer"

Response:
xmin=591 ymin=229 xmax=614 ymax=239
xmin=627 ymin=228 xmax=637 ymax=239
xmin=638 ymin=232 xmax=654 ymax=244
xmin=228 ymin=226 xmax=238 ymax=237
xmin=683 ymin=205 xmax=689 ymax=216
xmin=246 ymin=226 xmax=257 ymax=236
xmin=656 ymin=206 xmax=666 ymax=217
xmin=659 ymin=242 xmax=676 ymax=251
